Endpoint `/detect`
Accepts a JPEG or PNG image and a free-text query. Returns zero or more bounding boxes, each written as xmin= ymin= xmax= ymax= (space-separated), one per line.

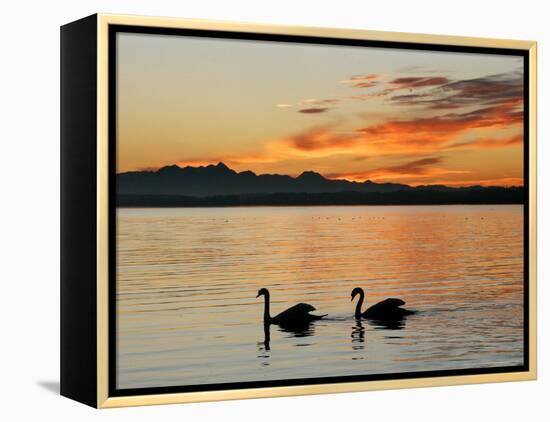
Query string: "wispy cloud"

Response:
xmin=303 ymin=98 xmax=339 ymax=105
xmin=340 ymin=74 xmax=383 ymax=88
xmin=276 ymin=98 xmax=339 ymax=111
xmin=396 ymin=65 xmax=448 ymax=74
xmin=446 ymin=133 xmax=523 ymax=150
xmin=341 ymin=73 xmax=450 ymax=100
xmin=341 ymin=71 xmax=522 ymax=115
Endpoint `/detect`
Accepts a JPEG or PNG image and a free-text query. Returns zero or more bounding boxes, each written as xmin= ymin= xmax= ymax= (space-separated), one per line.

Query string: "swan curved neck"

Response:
xmin=355 ymin=291 xmax=364 ymax=318
xmin=263 ymin=292 xmax=271 ymax=323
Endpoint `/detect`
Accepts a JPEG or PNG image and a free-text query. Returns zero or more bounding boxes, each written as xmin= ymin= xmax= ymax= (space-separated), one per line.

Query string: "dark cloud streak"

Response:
xmin=389 ymin=76 xmax=451 ymax=88
xmin=326 ymin=156 xmax=445 ymax=181
xmin=390 ymin=71 xmax=523 ymax=110
xmin=375 ymin=157 xmax=444 ymax=175
xmin=298 ymin=107 xmax=330 ymax=114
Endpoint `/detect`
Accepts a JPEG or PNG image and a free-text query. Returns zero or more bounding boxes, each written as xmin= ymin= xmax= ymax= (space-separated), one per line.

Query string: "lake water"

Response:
xmin=116 ymin=205 xmax=524 ymax=389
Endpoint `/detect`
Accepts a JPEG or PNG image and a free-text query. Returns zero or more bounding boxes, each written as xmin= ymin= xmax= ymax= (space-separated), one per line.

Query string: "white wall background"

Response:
xmin=1 ymin=0 xmax=546 ymax=420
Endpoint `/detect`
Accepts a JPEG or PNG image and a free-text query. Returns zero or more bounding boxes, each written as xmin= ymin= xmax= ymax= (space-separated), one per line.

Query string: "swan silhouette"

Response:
xmin=256 ymin=288 xmax=326 ymax=331
xmin=351 ymin=287 xmax=415 ymax=320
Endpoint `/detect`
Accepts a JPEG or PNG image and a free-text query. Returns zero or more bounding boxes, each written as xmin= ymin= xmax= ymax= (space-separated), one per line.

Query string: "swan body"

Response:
xmin=271 ymin=303 xmax=320 ymax=325
xmin=256 ymin=288 xmax=326 ymax=329
xmin=351 ymin=287 xmax=415 ymax=320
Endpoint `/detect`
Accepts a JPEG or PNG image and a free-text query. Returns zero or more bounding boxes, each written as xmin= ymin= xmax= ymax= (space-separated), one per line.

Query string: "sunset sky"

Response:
xmin=116 ymin=32 xmax=524 ymax=186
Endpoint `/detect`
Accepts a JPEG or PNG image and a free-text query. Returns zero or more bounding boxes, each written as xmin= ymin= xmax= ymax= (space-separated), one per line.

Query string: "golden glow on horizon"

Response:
xmin=117 ymin=33 xmax=524 ymax=187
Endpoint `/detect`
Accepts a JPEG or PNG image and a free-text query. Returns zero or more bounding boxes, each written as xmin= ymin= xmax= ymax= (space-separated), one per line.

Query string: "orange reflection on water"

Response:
xmin=116 ymin=205 xmax=524 ymax=389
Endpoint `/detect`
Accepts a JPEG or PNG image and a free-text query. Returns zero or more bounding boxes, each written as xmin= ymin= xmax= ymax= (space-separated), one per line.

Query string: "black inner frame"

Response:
xmin=108 ymin=24 xmax=531 ymax=398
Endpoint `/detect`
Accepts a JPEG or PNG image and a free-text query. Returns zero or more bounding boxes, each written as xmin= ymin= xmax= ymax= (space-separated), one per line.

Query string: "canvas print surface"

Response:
xmin=114 ymin=31 xmax=525 ymax=390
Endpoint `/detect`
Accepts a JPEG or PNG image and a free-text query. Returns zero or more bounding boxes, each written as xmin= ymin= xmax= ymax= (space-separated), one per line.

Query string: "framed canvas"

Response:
xmin=60 ymin=13 xmax=537 ymax=408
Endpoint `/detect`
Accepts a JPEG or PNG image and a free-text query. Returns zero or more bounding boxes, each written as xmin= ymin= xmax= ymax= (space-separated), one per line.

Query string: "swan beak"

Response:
xmin=256 ymin=293 xmax=260 ymax=298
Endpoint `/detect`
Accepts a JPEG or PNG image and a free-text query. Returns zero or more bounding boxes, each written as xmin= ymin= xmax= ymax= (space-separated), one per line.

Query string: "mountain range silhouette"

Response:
xmin=116 ymin=162 xmax=523 ymax=206
xmin=118 ymin=162 xmax=418 ymax=196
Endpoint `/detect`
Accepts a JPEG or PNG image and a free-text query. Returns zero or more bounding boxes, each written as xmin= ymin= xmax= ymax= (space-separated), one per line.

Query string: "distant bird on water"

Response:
xmin=256 ymin=288 xmax=326 ymax=330
xmin=351 ymin=287 xmax=415 ymax=320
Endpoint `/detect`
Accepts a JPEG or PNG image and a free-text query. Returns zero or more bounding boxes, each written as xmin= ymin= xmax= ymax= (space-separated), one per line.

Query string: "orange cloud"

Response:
xmin=424 ymin=177 xmax=523 ymax=187
xmin=172 ymin=99 xmax=522 ymax=177
xmin=284 ymin=124 xmax=358 ymax=152
xmin=356 ymin=98 xmax=523 ymax=153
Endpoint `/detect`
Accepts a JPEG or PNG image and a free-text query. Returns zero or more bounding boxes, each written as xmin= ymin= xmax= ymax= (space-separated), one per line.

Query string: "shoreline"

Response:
xmin=116 ymin=202 xmax=524 ymax=209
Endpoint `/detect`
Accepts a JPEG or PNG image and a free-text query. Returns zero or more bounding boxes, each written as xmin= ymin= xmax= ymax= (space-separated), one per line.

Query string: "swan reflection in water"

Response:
xmin=257 ymin=323 xmax=272 ymax=365
xmin=258 ymin=318 xmax=316 ymax=354
xmin=351 ymin=319 xmax=366 ymax=350
xmin=366 ymin=315 xmax=408 ymax=330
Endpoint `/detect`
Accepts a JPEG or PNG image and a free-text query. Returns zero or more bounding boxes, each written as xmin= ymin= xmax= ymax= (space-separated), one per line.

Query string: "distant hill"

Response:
xmin=116 ymin=162 xmax=524 ymax=207
xmin=117 ymin=162 xmax=413 ymax=196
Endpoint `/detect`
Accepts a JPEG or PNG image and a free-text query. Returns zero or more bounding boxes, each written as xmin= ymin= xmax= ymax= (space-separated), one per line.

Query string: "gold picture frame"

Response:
xmin=60 ymin=13 xmax=537 ymax=408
